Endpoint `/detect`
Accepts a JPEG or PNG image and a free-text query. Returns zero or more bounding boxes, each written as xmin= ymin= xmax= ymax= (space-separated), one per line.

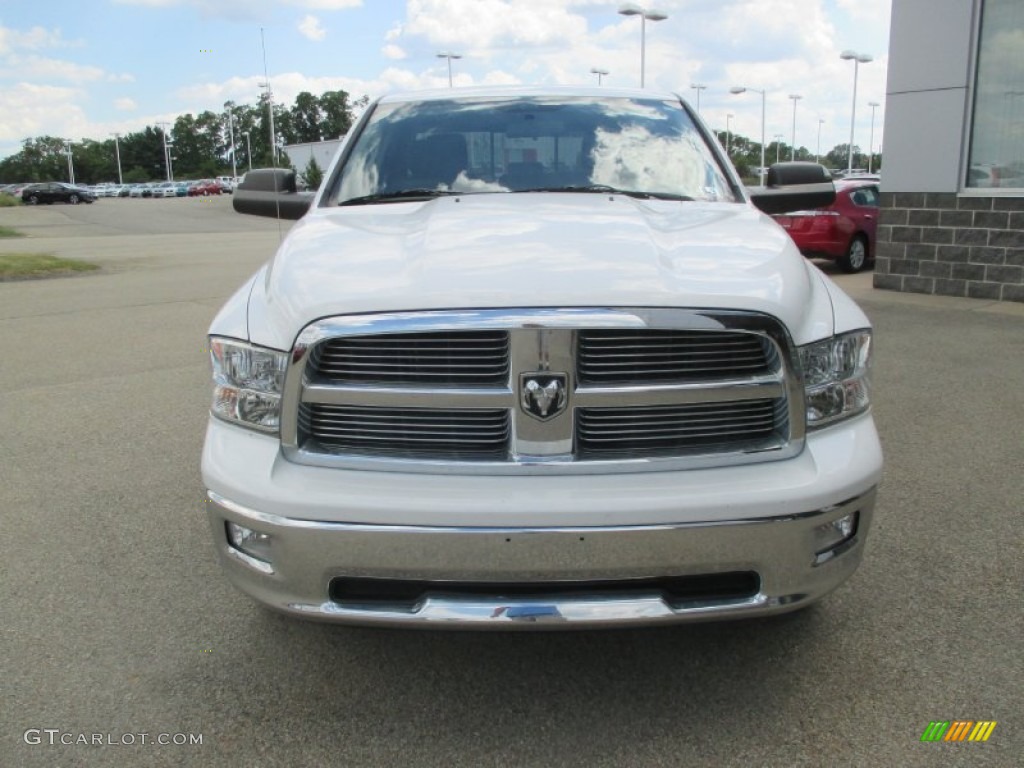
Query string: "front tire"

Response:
xmin=839 ymin=235 xmax=869 ymax=273
xmin=69 ymin=194 xmax=80 ymax=205
xmin=26 ymin=195 xmax=39 ymax=205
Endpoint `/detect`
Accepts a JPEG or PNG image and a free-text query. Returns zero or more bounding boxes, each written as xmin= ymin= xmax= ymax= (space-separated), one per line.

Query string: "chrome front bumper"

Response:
xmin=205 ymin=488 xmax=876 ymax=629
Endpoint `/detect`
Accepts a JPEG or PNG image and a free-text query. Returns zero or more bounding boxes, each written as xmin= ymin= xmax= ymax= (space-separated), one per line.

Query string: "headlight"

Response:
xmin=209 ymin=337 xmax=288 ymax=432
xmin=799 ymin=330 xmax=872 ymax=428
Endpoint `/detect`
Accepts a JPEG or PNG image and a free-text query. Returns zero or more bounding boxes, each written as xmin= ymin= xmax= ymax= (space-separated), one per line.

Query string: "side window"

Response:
xmin=851 ymin=187 xmax=879 ymax=207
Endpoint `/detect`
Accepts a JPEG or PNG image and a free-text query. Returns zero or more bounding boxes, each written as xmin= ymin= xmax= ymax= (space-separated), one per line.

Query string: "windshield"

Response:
xmin=327 ymin=95 xmax=738 ymax=205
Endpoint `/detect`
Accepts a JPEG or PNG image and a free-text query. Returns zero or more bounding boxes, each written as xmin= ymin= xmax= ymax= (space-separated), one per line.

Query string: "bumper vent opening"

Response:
xmin=329 ymin=572 xmax=761 ymax=610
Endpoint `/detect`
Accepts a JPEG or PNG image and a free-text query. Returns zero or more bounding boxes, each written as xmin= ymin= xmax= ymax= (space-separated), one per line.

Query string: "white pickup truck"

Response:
xmin=204 ymin=86 xmax=882 ymax=628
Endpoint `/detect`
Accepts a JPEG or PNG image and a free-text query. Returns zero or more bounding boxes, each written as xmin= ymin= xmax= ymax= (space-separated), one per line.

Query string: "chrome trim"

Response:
xmin=572 ymin=378 xmax=785 ymax=406
xmin=206 ymin=487 xmax=874 ymax=628
xmin=307 ymin=594 xmax=768 ymax=625
xmin=302 ymin=384 xmax=513 ymax=408
xmin=208 ymin=488 xmax=857 ymax=534
xmin=279 ymin=308 xmax=806 ymax=475
xmin=224 ymin=544 xmax=275 ymax=575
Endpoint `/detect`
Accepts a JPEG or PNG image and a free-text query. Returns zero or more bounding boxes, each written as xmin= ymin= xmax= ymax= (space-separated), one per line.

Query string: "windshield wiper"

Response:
xmin=511 ymin=185 xmax=694 ymax=201
xmin=339 ymin=189 xmax=457 ymax=206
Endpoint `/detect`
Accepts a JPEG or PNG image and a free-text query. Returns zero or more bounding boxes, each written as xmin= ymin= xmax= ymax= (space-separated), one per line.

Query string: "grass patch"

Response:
xmin=0 ymin=193 xmax=22 ymax=207
xmin=0 ymin=252 xmax=99 ymax=281
xmin=0 ymin=225 xmax=25 ymax=238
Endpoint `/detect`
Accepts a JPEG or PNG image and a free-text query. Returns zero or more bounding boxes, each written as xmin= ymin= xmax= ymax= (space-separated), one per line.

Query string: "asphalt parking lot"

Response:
xmin=1 ymin=198 xmax=1021 ymax=767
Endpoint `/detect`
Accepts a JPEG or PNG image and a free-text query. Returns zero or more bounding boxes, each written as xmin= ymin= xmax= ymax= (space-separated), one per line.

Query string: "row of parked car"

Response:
xmin=0 ymin=176 xmax=242 ymax=205
xmin=94 ymin=177 xmax=240 ymax=198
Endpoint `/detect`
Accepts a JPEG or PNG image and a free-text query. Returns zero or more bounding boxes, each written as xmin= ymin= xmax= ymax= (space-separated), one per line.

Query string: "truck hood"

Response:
xmin=246 ymin=193 xmax=834 ymax=349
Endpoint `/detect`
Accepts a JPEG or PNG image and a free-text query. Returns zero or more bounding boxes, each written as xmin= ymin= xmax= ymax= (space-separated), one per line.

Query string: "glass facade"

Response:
xmin=966 ymin=0 xmax=1024 ymax=189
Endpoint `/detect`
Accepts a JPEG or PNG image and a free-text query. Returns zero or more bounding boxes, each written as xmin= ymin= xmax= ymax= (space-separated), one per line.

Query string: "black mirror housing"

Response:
xmin=233 ymin=169 xmax=314 ymax=220
xmin=749 ymin=162 xmax=836 ymax=215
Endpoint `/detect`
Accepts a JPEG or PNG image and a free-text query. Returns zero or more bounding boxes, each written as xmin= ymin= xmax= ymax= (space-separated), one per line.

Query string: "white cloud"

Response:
xmin=398 ymin=0 xmax=587 ymax=50
xmin=375 ymin=0 xmax=890 ymax=152
xmin=0 ymin=83 xmax=88 ymax=143
xmin=835 ymin=0 xmax=890 ymax=23
xmin=287 ymin=0 xmax=362 ymax=8
xmin=114 ymin=97 xmax=138 ymax=111
xmin=112 ymin=0 xmax=362 ymax=16
xmin=1 ymin=55 xmax=105 ymax=83
xmin=298 ymin=14 xmax=327 ymax=41
xmin=0 ymin=24 xmax=72 ymax=55
xmin=382 ymin=44 xmax=407 ymax=60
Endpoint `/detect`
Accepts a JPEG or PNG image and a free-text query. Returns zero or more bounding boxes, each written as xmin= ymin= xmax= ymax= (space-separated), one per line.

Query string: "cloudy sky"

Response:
xmin=0 ymin=0 xmax=891 ymax=160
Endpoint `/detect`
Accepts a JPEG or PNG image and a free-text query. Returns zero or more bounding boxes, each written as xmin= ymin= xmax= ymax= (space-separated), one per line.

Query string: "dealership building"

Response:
xmin=876 ymin=0 xmax=1023 ymax=302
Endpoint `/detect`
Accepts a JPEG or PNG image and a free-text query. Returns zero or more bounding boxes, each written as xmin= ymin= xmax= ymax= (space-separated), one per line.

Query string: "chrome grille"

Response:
xmin=282 ymin=309 xmax=804 ymax=474
xmin=304 ymin=404 xmax=510 ymax=459
xmin=577 ymin=400 xmax=780 ymax=458
xmin=577 ymin=330 xmax=771 ymax=384
xmin=313 ymin=331 xmax=509 ymax=386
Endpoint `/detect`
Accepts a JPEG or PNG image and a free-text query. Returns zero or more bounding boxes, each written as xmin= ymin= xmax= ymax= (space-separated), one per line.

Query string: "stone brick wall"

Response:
xmin=873 ymin=193 xmax=1024 ymax=303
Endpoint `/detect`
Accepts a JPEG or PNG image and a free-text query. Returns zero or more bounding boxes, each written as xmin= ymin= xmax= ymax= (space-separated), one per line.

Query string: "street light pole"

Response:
xmin=257 ymin=82 xmax=278 ymax=164
xmin=788 ymin=94 xmax=802 ymax=160
xmin=816 ymin=118 xmax=825 ymax=164
xmin=690 ymin=83 xmax=706 ymax=113
xmin=590 ymin=67 xmax=609 ymax=85
xmin=110 ymin=133 xmax=122 ymax=185
xmin=437 ymin=52 xmax=462 ymax=87
xmin=840 ymin=49 xmax=873 ymax=174
xmin=726 ymin=113 xmax=733 ymax=155
xmin=618 ymin=4 xmax=668 ymax=88
xmin=730 ymin=86 xmax=767 ymax=185
xmin=226 ymin=108 xmax=238 ymax=180
xmin=774 ymin=134 xmax=784 ymax=164
xmin=243 ymin=131 xmax=252 ymax=172
xmin=157 ymin=122 xmax=172 ymax=181
xmin=64 ymin=141 xmax=75 ymax=185
xmin=867 ymin=101 xmax=880 ymax=173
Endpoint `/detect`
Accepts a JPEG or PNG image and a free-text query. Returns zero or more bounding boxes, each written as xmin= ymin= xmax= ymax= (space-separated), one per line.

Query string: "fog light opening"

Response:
xmin=813 ymin=511 xmax=859 ymax=564
xmin=225 ymin=521 xmax=274 ymax=572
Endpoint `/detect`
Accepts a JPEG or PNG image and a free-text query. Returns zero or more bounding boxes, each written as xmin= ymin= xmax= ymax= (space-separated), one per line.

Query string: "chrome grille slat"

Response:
xmin=578 ymin=330 xmax=770 ymax=385
xmin=305 ymin=404 xmax=510 ymax=459
xmin=577 ymin=400 xmax=779 ymax=456
xmin=314 ymin=331 xmax=509 ymax=386
xmin=282 ymin=309 xmax=802 ymax=472
xmin=580 ymin=421 xmax=778 ymax=434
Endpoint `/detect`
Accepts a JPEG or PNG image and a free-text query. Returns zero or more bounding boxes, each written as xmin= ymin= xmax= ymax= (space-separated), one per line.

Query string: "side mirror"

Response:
xmin=232 ymin=169 xmax=314 ymax=220
xmin=748 ymin=162 xmax=836 ymax=215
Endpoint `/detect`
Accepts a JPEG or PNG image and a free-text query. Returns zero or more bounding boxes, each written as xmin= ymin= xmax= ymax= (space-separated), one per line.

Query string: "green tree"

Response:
xmin=122 ymin=166 xmax=150 ymax=183
xmin=825 ymin=144 xmax=860 ymax=170
xmin=303 ymin=156 xmax=324 ymax=190
xmin=319 ymin=90 xmax=356 ymax=139
xmin=0 ymin=136 xmax=68 ymax=183
xmin=119 ymin=127 xmax=166 ymax=180
xmin=290 ymin=91 xmax=323 ymax=143
xmin=0 ymin=86 xmax=370 ymax=181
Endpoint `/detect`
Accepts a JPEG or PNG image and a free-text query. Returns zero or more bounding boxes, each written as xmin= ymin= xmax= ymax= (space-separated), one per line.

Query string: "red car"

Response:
xmin=773 ymin=180 xmax=879 ymax=273
xmin=188 ymin=180 xmax=222 ymax=197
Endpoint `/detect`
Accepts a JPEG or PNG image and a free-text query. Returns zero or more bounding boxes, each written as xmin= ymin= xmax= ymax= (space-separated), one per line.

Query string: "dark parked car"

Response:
xmin=772 ymin=179 xmax=878 ymax=272
xmin=20 ymin=183 xmax=97 ymax=206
